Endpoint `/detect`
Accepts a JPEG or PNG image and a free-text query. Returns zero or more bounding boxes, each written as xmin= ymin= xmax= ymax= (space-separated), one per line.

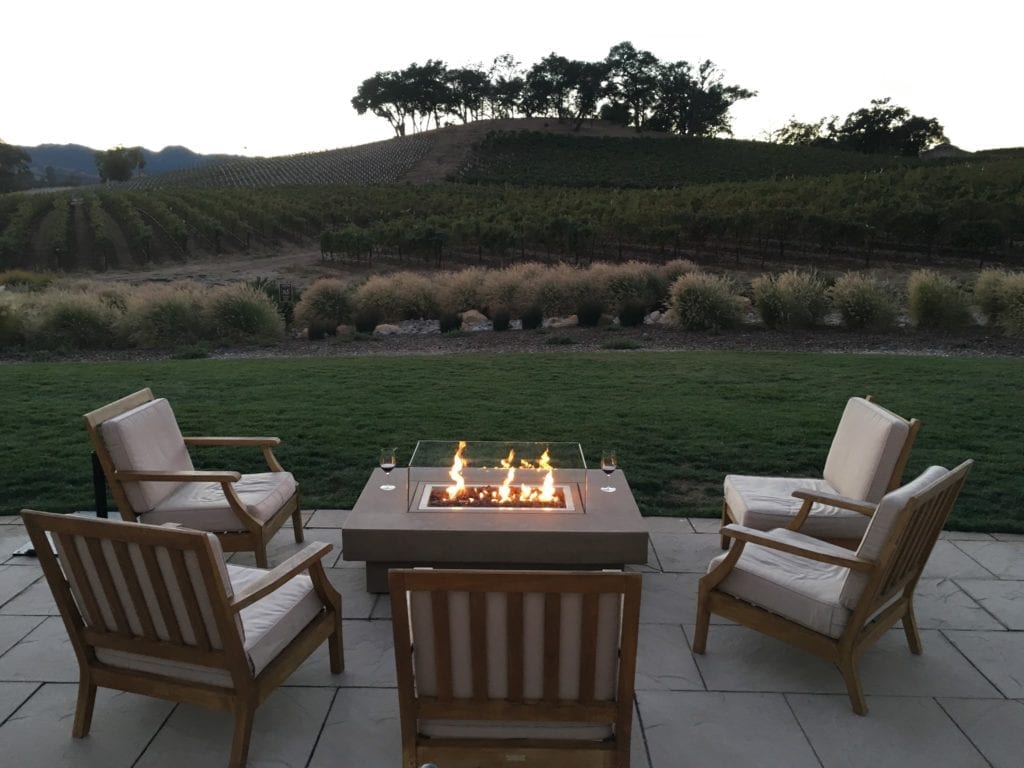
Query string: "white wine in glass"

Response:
xmin=600 ymin=450 xmax=617 ymax=492
xmin=379 ymin=447 xmax=397 ymax=491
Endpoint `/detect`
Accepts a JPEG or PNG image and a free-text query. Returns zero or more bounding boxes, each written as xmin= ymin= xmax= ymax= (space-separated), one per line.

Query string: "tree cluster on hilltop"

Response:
xmin=0 ymin=140 xmax=33 ymax=192
xmin=770 ymin=98 xmax=947 ymax=157
xmin=352 ymin=42 xmax=756 ymax=139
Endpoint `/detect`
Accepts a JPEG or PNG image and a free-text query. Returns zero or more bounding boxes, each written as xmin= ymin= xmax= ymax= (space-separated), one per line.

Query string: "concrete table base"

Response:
xmin=343 ymin=468 xmax=649 ymax=592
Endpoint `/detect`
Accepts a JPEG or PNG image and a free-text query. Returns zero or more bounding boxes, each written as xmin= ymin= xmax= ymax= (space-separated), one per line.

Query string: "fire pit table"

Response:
xmin=342 ymin=440 xmax=649 ymax=592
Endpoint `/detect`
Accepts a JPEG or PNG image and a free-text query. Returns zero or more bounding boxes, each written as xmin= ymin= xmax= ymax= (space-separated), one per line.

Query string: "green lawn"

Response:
xmin=1 ymin=351 xmax=1020 ymax=532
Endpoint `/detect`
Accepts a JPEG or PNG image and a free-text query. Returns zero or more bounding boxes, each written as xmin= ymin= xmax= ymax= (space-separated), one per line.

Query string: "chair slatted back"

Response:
xmin=389 ymin=569 xmax=641 ymax=728
xmin=22 ymin=510 xmax=244 ymax=670
xmin=858 ymin=461 xmax=972 ymax=614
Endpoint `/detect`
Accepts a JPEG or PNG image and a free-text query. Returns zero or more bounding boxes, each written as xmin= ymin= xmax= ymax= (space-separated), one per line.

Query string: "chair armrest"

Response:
xmin=791 ymin=489 xmax=877 ymax=516
xmin=230 ymin=542 xmax=335 ymax=612
xmin=183 ymin=436 xmax=281 ymax=447
xmin=113 ymin=469 xmax=241 ymax=483
xmin=722 ymin=524 xmax=874 ymax=572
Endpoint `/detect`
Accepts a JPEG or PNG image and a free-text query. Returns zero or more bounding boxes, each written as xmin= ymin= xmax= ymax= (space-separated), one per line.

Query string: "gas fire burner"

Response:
xmin=342 ymin=440 xmax=648 ymax=592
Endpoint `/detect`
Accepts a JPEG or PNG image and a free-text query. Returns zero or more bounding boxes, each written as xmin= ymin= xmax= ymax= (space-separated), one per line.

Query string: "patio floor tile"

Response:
xmin=648 ymin=531 xmax=722 ymax=573
xmin=0 ymin=615 xmax=45 ymax=657
xmin=636 ymin=623 xmax=704 ymax=691
xmin=0 ymin=577 xmax=56 ymax=616
xmin=135 ymin=686 xmax=334 ymax=768
xmin=911 ymin=578 xmax=1004 ymax=630
xmin=0 ymin=681 xmax=39 ymax=724
xmin=286 ymin=619 xmax=395 ymax=688
xmin=306 ymin=509 xmax=349 ymax=528
xmin=788 ymin=694 xmax=988 ymax=768
xmin=952 ymin=541 xmax=1024 ymax=579
xmin=0 ymin=565 xmax=41 ymax=606
xmin=308 ymin=687 xmax=401 ymax=768
xmin=922 ymin=541 xmax=994 ymax=579
xmin=0 ymin=617 xmax=78 ymax=682
xmin=638 ymin=690 xmax=821 ymax=768
xmin=0 ymin=684 xmax=174 ymax=768
xmin=938 ymin=698 xmax=1024 ymax=768
xmin=956 ymin=578 xmax=1024 ymax=629
xmin=943 ymin=630 xmax=1024 ymax=698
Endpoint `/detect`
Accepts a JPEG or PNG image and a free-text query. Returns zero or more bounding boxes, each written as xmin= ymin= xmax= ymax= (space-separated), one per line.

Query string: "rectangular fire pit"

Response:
xmin=342 ymin=441 xmax=649 ymax=592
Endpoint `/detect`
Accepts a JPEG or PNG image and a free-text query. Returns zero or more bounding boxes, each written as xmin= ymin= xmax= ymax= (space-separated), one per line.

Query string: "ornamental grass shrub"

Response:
xmin=30 ymin=291 xmax=126 ymax=350
xmin=482 ymin=263 xmax=544 ymax=316
xmin=293 ymin=278 xmax=351 ymax=338
xmin=994 ymin=272 xmax=1024 ymax=336
xmin=438 ymin=267 xmax=489 ymax=315
xmin=974 ymin=269 xmax=1010 ymax=324
xmin=352 ymin=272 xmax=438 ymax=322
xmin=122 ymin=283 xmax=208 ymax=348
xmin=532 ymin=264 xmax=587 ymax=317
xmin=0 ymin=299 xmax=25 ymax=348
xmin=907 ymin=269 xmax=972 ymax=330
xmin=0 ymin=269 xmax=54 ymax=291
xmin=668 ymin=272 xmax=745 ymax=331
xmin=205 ymin=284 xmax=285 ymax=344
xmin=752 ymin=270 xmax=830 ymax=329
xmin=829 ymin=273 xmax=898 ymax=331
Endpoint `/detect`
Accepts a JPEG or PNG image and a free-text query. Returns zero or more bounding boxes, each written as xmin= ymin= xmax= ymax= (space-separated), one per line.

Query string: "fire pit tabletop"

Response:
xmin=342 ymin=466 xmax=648 ymax=592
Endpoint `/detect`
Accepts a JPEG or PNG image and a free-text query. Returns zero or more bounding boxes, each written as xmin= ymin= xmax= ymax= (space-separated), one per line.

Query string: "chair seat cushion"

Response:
xmin=724 ymin=475 xmax=870 ymax=540
xmin=708 ymin=528 xmax=854 ymax=638
xmin=420 ymin=719 xmax=613 ymax=741
xmin=96 ymin=560 xmax=324 ymax=686
xmin=143 ymin=472 xmax=297 ymax=531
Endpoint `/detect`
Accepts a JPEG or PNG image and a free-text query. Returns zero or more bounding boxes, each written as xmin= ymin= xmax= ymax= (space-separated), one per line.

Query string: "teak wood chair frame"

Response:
xmin=721 ymin=394 xmax=922 ymax=550
xmin=21 ymin=509 xmax=344 ymax=768
xmin=697 ymin=460 xmax=972 ymax=715
xmin=389 ymin=568 xmax=642 ymax=768
xmin=84 ymin=387 xmax=303 ymax=567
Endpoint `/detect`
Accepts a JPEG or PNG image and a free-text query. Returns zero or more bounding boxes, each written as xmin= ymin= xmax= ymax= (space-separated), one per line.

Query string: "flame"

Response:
xmin=445 ymin=440 xmax=468 ymax=499
xmin=443 ymin=443 xmax=560 ymax=507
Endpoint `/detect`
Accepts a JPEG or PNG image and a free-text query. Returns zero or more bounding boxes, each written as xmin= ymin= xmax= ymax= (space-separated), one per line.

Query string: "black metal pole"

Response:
xmin=92 ymin=452 xmax=108 ymax=519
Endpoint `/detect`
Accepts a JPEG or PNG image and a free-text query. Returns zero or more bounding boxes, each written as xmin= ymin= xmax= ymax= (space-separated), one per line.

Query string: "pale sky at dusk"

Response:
xmin=4 ymin=0 xmax=1021 ymax=157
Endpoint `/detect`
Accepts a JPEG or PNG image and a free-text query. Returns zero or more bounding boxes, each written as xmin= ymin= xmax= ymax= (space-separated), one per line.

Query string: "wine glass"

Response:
xmin=600 ymin=449 xmax=617 ymax=492
xmin=379 ymin=447 xmax=398 ymax=491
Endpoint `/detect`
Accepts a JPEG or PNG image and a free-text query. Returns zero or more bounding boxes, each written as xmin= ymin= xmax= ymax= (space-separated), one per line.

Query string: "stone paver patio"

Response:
xmin=0 ymin=510 xmax=1022 ymax=767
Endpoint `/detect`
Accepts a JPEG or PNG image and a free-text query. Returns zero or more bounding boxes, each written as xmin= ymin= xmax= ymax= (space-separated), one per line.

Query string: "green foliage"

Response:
xmin=0 ymin=269 xmax=54 ymax=291
xmin=31 ymin=291 xmax=126 ymax=349
xmin=974 ymin=269 xmax=1010 ymax=323
xmin=668 ymin=272 xmax=744 ymax=331
xmin=490 ymin=307 xmax=512 ymax=331
xmin=752 ymin=270 xmax=830 ymax=329
xmin=0 ymin=300 xmax=25 ymax=348
xmin=829 ymin=273 xmax=897 ymax=331
xmin=907 ymin=270 xmax=972 ymax=330
xmin=438 ymin=311 xmax=462 ymax=333
xmin=438 ymin=267 xmax=488 ymax=314
xmin=351 ymin=272 xmax=438 ymax=321
xmin=122 ymin=283 xmax=207 ymax=348
xmin=352 ymin=305 xmax=384 ymax=333
xmin=576 ymin=297 xmax=606 ymax=327
xmin=998 ymin=274 xmax=1024 ymax=337
xmin=293 ymin=278 xmax=351 ymax=336
xmin=205 ymin=285 xmax=285 ymax=344
xmin=617 ymin=299 xmax=648 ymax=327
xmin=520 ymin=304 xmax=544 ymax=330
xmin=94 ymin=146 xmax=146 ymax=183
xmin=0 ymin=141 xmax=32 ymax=193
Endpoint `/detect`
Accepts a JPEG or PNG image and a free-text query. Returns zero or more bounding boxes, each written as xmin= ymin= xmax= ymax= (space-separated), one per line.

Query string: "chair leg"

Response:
xmin=254 ymin=540 xmax=269 ymax=569
xmin=329 ymin=615 xmax=345 ymax=673
xmin=72 ymin=675 xmax=97 ymax=738
xmin=229 ymin=700 xmax=257 ymax=768
xmin=693 ymin=593 xmax=711 ymax=654
xmin=720 ymin=500 xmax=731 ymax=550
xmin=902 ymin=603 xmax=923 ymax=655
xmin=291 ymin=506 xmax=304 ymax=544
xmin=837 ymin=655 xmax=868 ymax=715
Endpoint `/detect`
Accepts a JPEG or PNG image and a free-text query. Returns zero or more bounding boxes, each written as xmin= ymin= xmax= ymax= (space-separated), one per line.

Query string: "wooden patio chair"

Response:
xmin=20 ymin=509 xmax=344 ymax=768
xmin=721 ymin=395 xmax=921 ymax=549
xmin=696 ymin=460 xmax=972 ymax=715
xmin=388 ymin=568 xmax=642 ymax=768
xmin=84 ymin=387 xmax=303 ymax=567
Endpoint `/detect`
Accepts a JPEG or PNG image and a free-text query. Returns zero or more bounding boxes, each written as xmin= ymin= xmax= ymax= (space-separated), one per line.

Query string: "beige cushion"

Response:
xmin=724 ymin=475 xmax=869 ymax=540
xmin=96 ymin=561 xmax=324 ymax=687
xmin=408 ymin=587 xmax=621 ymax=740
xmin=101 ymin=398 xmax=194 ymax=512
xmin=709 ymin=528 xmax=854 ymax=638
xmin=839 ymin=466 xmax=950 ymax=608
xmin=144 ymin=472 xmax=297 ymax=531
xmin=823 ymin=397 xmax=911 ymax=501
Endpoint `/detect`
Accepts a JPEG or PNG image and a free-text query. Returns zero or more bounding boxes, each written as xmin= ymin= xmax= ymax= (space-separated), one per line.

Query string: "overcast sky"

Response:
xmin=4 ymin=0 xmax=1021 ymax=156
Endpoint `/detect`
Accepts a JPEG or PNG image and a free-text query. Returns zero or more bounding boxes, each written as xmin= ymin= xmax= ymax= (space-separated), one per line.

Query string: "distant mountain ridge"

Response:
xmin=16 ymin=143 xmax=241 ymax=184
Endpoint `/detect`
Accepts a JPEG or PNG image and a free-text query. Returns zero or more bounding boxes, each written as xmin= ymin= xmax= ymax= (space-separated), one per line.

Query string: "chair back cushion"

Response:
xmin=823 ymin=397 xmax=911 ymax=502
xmin=100 ymin=398 xmax=194 ymax=512
xmin=838 ymin=465 xmax=950 ymax=609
